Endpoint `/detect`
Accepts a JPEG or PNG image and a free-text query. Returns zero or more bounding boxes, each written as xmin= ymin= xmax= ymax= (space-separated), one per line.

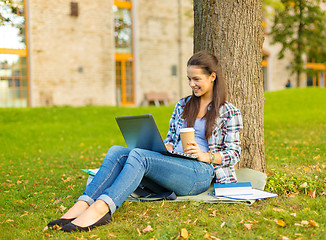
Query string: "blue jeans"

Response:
xmin=78 ymin=146 xmax=215 ymax=214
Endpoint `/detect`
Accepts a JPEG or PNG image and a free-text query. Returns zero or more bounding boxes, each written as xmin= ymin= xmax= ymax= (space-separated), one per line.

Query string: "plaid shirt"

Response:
xmin=164 ymin=97 xmax=243 ymax=183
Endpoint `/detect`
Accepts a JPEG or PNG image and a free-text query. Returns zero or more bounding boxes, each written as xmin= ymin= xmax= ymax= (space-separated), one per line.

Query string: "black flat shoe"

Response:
xmin=61 ymin=211 xmax=112 ymax=232
xmin=47 ymin=218 xmax=76 ymax=227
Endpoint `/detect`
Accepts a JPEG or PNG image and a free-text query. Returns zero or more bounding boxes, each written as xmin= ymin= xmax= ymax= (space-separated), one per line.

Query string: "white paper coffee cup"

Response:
xmin=180 ymin=127 xmax=195 ymax=152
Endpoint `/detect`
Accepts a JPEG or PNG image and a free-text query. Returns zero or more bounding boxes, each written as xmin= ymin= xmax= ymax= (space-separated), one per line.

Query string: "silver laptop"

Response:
xmin=115 ymin=114 xmax=197 ymax=160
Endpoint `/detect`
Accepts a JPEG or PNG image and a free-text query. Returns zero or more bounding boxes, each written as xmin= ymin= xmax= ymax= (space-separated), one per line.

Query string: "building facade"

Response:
xmin=0 ymin=1 xmax=324 ymax=108
xmin=0 ymin=0 xmax=194 ymax=107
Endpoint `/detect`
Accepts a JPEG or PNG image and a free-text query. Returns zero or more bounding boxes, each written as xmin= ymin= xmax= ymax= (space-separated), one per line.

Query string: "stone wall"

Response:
xmin=135 ymin=0 xmax=193 ymax=105
xmin=28 ymin=0 xmax=115 ymax=107
xmin=25 ymin=0 xmax=325 ymax=107
xmin=27 ymin=0 xmax=194 ymax=107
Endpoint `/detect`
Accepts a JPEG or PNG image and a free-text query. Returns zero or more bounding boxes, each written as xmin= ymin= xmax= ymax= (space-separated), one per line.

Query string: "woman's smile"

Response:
xmin=187 ymin=66 xmax=215 ymax=99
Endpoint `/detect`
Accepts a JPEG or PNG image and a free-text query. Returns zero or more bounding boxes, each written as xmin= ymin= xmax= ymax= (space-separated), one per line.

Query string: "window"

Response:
xmin=114 ymin=0 xmax=134 ymax=105
xmin=0 ymin=0 xmax=28 ymax=107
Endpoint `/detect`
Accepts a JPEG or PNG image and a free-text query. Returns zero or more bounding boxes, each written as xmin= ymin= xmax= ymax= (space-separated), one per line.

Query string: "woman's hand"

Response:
xmin=165 ymin=143 xmax=174 ymax=152
xmin=184 ymin=141 xmax=210 ymax=163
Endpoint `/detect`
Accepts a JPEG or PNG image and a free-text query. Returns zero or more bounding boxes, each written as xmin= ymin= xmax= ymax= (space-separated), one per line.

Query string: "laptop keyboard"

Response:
xmin=170 ymin=150 xmax=198 ymax=160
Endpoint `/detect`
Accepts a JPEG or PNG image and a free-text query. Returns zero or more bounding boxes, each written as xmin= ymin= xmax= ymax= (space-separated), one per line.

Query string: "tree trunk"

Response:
xmin=297 ymin=0 xmax=303 ymax=87
xmin=193 ymin=0 xmax=265 ymax=172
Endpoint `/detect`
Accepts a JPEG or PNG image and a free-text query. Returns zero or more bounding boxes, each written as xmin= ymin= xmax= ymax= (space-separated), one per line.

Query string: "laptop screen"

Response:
xmin=115 ymin=114 xmax=167 ymax=153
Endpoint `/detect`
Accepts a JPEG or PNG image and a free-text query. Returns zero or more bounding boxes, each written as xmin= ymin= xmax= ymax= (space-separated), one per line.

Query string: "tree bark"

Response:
xmin=296 ymin=0 xmax=303 ymax=87
xmin=193 ymin=0 xmax=265 ymax=172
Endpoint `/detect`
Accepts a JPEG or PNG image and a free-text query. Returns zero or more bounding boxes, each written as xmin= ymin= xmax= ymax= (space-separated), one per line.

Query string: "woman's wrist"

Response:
xmin=209 ymin=151 xmax=216 ymax=164
xmin=209 ymin=152 xmax=222 ymax=164
xmin=198 ymin=152 xmax=211 ymax=163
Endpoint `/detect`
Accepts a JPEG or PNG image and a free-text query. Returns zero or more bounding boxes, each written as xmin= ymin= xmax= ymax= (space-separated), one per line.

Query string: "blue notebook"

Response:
xmin=81 ymin=169 xmax=99 ymax=176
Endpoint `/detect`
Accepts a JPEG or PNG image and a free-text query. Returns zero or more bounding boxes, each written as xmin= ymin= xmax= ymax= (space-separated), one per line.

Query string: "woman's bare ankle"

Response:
xmin=62 ymin=201 xmax=89 ymax=219
xmin=92 ymin=200 xmax=110 ymax=215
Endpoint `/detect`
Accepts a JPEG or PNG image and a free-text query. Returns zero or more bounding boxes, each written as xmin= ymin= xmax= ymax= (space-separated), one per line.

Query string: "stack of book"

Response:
xmin=214 ymin=181 xmax=278 ymax=200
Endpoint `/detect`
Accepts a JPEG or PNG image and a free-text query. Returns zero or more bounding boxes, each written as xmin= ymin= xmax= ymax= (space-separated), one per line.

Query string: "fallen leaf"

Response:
xmin=244 ymin=223 xmax=253 ymax=230
xmin=303 ymin=167 xmax=310 ymax=172
xmin=209 ymin=210 xmax=218 ymax=217
xmin=308 ymin=190 xmax=316 ymax=198
xmin=52 ymin=224 xmax=62 ymax=231
xmin=210 ymin=236 xmax=222 ymax=240
xmin=142 ymin=225 xmax=154 ymax=233
xmin=42 ymin=226 xmax=48 ymax=232
xmin=309 ymin=220 xmax=319 ymax=227
xmin=6 ymin=219 xmax=14 ymax=223
xmin=203 ymin=233 xmax=210 ymax=239
xmin=248 ymin=219 xmax=258 ymax=224
xmin=273 ymin=207 xmax=285 ymax=212
xmin=180 ymin=228 xmax=189 ymax=239
xmin=89 ymin=235 xmax=98 ymax=238
xmin=142 ymin=207 xmax=153 ymax=216
xmin=66 ymin=184 xmax=73 ymax=190
xmin=184 ymin=219 xmax=192 ymax=224
xmin=276 ymin=220 xmax=286 ymax=227
xmin=290 ymin=213 xmax=297 ymax=217
xmin=299 ymin=182 xmax=307 ymax=188
xmin=108 ymin=232 xmax=117 ymax=238
xmin=59 ymin=205 xmax=67 ymax=212
xmin=288 ymin=192 xmax=297 ymax=198
xmin=220 ymin=221 xmax=226 ymax=228
xmin=75 ymin=235 xmax=87 ymax=240
xmin=239 ymin=219 xmax=245 ymax=224
xmin=301 ymin=220 xmax=309 ymax=225
xmin=137 ymin=228 xmax=141 ymax=236
xmin=281 ymin=236 xmax=290 ymax=240
xmin=20 ymin=211 xmax=29 ymax=217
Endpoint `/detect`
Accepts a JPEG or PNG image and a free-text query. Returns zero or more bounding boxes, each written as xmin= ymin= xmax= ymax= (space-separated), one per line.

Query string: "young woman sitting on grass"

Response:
xmin=47 ymin=51 xmax=243 ymax=232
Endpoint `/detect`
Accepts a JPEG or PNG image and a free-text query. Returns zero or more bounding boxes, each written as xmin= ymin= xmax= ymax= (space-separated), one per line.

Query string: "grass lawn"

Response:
xmin=0 ymin=88 xmax=325 ymax=239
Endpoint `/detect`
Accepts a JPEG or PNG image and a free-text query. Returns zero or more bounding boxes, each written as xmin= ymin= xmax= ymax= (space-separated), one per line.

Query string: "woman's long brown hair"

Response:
xmin=182 ymin=51 xmax=226 ymax=140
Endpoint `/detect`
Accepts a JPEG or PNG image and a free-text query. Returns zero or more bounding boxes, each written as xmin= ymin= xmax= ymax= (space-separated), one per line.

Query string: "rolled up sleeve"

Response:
xmin=219 ymin=113 xmax=243 ymax=167
xmin=163 ymin=99 xmax=185 ymax=147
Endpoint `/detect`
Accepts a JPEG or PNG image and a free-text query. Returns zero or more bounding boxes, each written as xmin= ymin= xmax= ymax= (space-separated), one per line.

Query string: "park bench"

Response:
xmin=144 ymin=92 xmax=169 ymax=106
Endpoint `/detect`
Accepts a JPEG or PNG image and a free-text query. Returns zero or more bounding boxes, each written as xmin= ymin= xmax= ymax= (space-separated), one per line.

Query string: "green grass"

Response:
xmin=0 ymin=88 xmax=325 ymax=239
